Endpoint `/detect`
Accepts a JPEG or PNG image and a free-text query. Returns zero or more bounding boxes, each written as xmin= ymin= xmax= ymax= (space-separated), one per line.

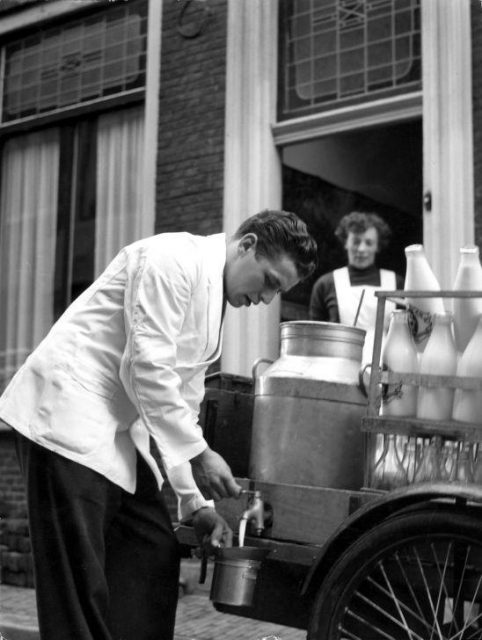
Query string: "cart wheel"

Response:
xmin=308 ymin=509 xmax=482 ymax=640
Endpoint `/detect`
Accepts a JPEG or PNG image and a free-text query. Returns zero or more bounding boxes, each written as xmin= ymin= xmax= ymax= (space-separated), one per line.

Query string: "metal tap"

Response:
xmin=240 ymin=490 xmax=265 ymax=536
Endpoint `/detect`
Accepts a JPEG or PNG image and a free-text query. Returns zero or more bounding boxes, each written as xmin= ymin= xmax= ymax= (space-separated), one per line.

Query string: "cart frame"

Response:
xmin=176 ymin=290 xmax=482 ymax=637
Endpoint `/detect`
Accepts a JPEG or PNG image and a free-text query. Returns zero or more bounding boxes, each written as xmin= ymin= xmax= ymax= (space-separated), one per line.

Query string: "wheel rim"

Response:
xmin=332 ymin=534 xmax=482 ymax=640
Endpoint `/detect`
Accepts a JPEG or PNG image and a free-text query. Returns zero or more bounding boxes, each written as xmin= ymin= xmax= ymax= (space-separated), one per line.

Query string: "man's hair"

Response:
xmin=234 ymin=209 xmax=317 ymax=279
xmin=335 ymin=211 xmax=392 ymax=252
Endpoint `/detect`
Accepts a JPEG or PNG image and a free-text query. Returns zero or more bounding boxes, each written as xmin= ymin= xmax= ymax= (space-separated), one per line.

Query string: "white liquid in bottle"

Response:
xmin=417 ymin=311 xmax=457 ymax=421
xmin=404 ymin=245 xmax=444 ymax=352
xmin=452 ymin=314 xmax=482 ymax=423
xmin=380 ymin=310 xmax=418 ymax=417
xmin=452 ymin=245 xmax=482 ymax=353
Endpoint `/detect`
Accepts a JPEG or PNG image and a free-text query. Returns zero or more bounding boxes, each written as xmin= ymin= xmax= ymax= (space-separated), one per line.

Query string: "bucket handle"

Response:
xmin=199 ymin=549 xmax=208 ymax=584
xmin=251 ymin=358 xmax=274 ymax=381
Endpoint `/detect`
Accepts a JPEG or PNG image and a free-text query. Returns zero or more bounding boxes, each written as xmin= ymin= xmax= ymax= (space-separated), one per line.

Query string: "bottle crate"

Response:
xmin=362 ymin=290 xmax=482 ymax=490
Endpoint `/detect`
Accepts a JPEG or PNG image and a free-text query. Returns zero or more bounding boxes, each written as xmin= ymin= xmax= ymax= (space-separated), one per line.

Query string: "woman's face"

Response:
xmin=345 ymin=226 xmax=379 ymax=270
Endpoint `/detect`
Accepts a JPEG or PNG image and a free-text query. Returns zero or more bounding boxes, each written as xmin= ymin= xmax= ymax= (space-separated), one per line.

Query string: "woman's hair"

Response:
xmin=335 ymin=211 xmax=392 ymax=252
xmin=234 ymin=209 xmax=318 ymax=279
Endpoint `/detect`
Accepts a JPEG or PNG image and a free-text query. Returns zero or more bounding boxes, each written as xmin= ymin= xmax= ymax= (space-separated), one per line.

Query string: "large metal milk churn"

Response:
xmin=249 ymin=321 xmax=368 ymax=490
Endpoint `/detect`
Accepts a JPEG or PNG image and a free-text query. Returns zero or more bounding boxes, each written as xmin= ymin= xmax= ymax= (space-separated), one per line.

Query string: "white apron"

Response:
xmin=333 ymin=267 xmax=397 ymax=365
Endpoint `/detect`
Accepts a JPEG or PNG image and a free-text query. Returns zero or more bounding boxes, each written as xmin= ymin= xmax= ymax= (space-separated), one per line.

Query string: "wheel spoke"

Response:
xmin=337 ymin=624 xmax=365 ymax=640
xmin=412 ymin=543 xmax=445 ymax=639
xmin=462 ymin=613 xmax=482 ymax=640
xmin=366 ymin=573 xmax=435 ymax=635
xmin=394 ymin=550 xmax=430 ymax=625
xmin=447 ymin=603 xmax=482 ymax=640
xmin=344 ymin=602 xmax=405 ymax=640
xmin=378 ymin=559 xmax=425 ymax=640
xmin=348 ymin=588 xmax=426 ymax=640
xmin=447 ymin=573 xmax=482 ymax=640
xmin=449 ymin=544 xmax=472 ymax=638
xmin=430 ymin=540 xmax=456 ymax=638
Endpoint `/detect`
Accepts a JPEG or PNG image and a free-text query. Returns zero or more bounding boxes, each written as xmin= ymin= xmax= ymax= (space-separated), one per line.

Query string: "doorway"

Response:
xmin=280 ymin=119 xmax=423 ymax=321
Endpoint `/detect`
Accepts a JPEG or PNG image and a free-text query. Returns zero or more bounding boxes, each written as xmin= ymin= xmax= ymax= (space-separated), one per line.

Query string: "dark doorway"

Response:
xmin=281 ymin=119 xmax=423 ymax=320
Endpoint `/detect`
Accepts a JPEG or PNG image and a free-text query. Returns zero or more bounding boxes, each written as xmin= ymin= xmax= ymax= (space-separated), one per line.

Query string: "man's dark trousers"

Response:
xmin=15 ymin=434 xmax=180 ymax=640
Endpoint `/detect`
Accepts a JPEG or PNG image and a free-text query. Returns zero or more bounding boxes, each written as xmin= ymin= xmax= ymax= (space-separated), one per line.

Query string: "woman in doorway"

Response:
xmin=309 ymin=211 xmax=404 ymax=364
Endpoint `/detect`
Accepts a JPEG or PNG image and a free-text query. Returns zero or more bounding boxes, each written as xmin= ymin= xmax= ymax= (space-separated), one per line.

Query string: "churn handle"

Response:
xmin=358 ymin=363 xmax=372 ymax=398
xmin=251 ymin=358 xmax=274 ymax=381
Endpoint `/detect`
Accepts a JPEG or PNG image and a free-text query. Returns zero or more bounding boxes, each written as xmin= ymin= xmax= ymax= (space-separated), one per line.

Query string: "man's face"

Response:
xmin=225 ymin=234 xmax=300 ymax=308
xmin=345 ymin=226 xmax=379 ymax=270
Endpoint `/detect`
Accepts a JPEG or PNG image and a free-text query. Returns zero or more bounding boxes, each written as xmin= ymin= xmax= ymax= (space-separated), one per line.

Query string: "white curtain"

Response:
xmin=0 ymin=129 xmax=59 ymax=391
xmin=95 ymin=106 xmax=145 ymax=274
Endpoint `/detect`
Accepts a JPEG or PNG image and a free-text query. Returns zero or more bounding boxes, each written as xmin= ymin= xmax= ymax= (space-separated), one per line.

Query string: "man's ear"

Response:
xmin=238 ymin=233 xmax=258 ymax=254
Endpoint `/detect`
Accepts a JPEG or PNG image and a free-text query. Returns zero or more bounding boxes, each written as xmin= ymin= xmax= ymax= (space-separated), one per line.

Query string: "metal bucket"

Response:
xmin=210 ymin=547 xmax=270 ymax=607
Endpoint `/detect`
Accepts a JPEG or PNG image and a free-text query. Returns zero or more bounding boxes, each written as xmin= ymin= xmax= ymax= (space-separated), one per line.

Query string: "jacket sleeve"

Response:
xmin=120 ymin=248 xmax=208 ymax=470
xmin=166 ymin=462 xmax=214 ymax=521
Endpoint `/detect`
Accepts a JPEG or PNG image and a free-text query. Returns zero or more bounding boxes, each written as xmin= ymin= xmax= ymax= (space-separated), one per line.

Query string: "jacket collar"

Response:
xmin=204 ymin=233 xmax=227 ymax=286
xmin=202 ymin=233 xmax=227 ymax=363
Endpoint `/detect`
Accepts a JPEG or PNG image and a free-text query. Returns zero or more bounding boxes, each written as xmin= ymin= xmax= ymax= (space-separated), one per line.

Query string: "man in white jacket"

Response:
xmin=0 ymin=209 xmax=317 ymax=640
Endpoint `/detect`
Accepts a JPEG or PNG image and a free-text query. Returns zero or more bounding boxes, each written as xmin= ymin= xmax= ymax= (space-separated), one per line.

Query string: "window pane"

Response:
xmin=0 ymin=129 xmax=59 ymax=390
xmin=279 ymin=0 xmax=421 ymax=120
xmin=2 ymin=0 xmax=147 ymax=124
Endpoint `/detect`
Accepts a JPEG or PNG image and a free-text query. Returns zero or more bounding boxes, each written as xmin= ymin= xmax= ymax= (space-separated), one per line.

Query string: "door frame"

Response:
xmin=222 ymin=0 xmax=474 ymax=376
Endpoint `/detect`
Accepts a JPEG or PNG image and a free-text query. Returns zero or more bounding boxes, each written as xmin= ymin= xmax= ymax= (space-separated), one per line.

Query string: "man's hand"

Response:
xmin=192 ymin=507 xmax=233 ymax=555
xmin=191 ymin=447 xmax=242 ymax=501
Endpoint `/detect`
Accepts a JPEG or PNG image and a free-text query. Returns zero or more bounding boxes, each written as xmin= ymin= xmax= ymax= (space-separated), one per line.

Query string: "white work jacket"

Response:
xmin=0 ymin=232 xmax=227 ymax=519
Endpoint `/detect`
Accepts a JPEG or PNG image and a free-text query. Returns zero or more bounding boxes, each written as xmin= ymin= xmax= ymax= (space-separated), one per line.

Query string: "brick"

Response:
xmin=16 ymin=536 xmax=32 ymax=553
xmin=5 ymin=518 xmax=29 ymax=534
xmin=3 ymin=568 xmax=28 ymax=587
xmin=27 ymin=569 xmax=35 ymax=588
xmin=2 ymin=550 xmax=31 ymax=572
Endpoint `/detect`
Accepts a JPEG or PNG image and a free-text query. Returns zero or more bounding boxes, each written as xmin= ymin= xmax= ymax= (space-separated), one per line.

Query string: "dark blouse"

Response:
xmin=309 ymin=265 xmax=404 ymax=323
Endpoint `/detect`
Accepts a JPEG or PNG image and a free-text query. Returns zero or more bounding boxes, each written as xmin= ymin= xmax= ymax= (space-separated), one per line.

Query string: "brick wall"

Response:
xmin=0 ymin=430 xmax=26 ymax=518
xmin=472 ymin=0 xmax=482 ymax=246
xmin=155 ymin=0 xmax=228 ymax=236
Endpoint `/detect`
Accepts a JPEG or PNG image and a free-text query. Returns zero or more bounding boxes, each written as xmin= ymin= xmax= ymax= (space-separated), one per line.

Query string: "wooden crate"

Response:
xmin=199 ymin=372 xmax=254 ymax=478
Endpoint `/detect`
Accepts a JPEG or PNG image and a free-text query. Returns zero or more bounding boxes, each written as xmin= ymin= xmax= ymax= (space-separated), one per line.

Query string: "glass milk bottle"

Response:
xmin=417 ymin=311 xmax=457 ymax=421
xmin=452 ymin=245 xmax=482 ymax=353
xmin=372 ymin=434 xmax=407 ymax=490
xmin=440 ymin=440 xmax=457 ymax=481
xmin=380 ymin=310 xmax=418 ymax=417
xmin=413 ymin=436 xmax=442 ymax=483
xmin=454 ymin=441 xmax=474 ymax=484
xmin=404 ymin=245 xmax=445 ymax=352
xmin=473 ymin=444 xmax=482 ymax=484
xmin=452 ymin=314 xmax=482 ymax=423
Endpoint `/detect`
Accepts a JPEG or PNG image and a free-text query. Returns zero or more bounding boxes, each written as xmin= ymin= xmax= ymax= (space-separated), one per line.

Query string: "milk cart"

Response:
xmin=176 ymin=291 xmax=482 ymax=640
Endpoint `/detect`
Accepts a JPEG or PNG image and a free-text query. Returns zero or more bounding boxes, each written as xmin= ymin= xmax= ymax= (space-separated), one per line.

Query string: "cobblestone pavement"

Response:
xmin=0 ymin=560 xmax=307 ymax=640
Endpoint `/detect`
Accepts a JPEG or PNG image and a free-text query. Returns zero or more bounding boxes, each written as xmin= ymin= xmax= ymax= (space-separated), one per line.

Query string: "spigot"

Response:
xmin=240 ymin=490 xmax=265 ymax=536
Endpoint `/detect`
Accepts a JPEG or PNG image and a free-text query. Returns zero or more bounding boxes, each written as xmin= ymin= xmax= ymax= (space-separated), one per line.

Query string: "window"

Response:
xmin=2 ymin=0 xmax=147 ymax=124
xmin=0 ymin=1 xmax=149 ymax=391
xmin=279 ymin=0 xmax=421 ymax=120
xmin=0 ymin=106 xmax=145 ymax=390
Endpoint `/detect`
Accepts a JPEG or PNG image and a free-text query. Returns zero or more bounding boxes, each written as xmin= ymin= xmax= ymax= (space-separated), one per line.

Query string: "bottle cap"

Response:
xmin=405 ymin=244 xmax=424 ymax=254
xmin=460 ymin=244 xmax=479 ymax=254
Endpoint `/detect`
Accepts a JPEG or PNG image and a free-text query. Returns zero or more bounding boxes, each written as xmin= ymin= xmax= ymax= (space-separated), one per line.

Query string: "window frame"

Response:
xmin=0 ymin=0 xmax=148 ymax=136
